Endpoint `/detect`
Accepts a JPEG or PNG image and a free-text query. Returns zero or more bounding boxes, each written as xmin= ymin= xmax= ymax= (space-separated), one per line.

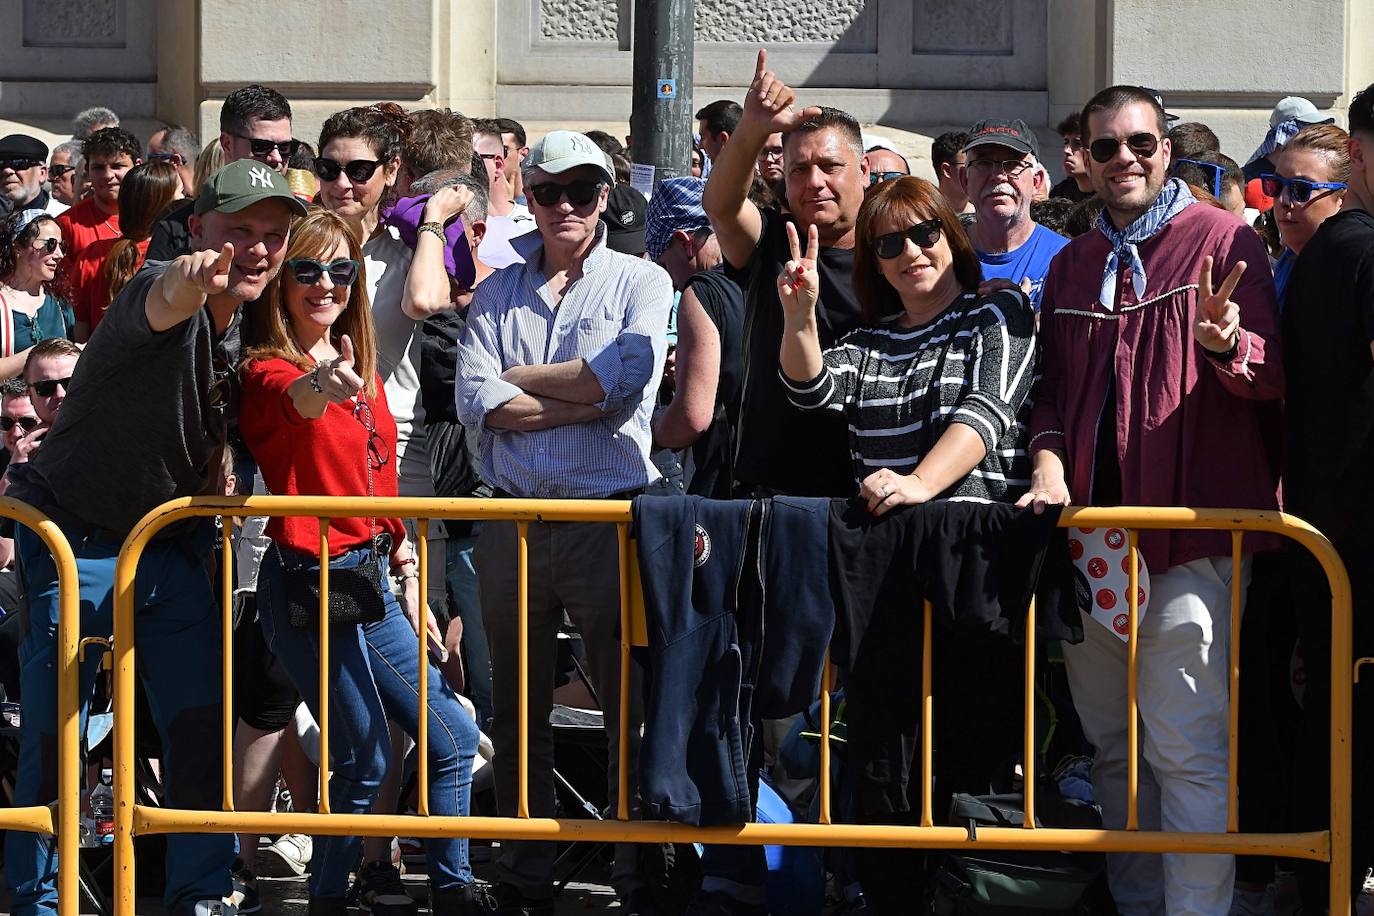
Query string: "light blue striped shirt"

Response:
xmin=456 ymin=225 xmax=673 ymax=498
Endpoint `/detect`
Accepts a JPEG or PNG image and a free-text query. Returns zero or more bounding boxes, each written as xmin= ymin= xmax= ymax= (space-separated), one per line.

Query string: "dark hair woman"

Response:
xmin=779 ymin=175 xmax=1035 ymax=509
xmin=0 ymin=210 xmax=75 ymax=381
xmin=238 ymin=208 xmax=487 ymax=915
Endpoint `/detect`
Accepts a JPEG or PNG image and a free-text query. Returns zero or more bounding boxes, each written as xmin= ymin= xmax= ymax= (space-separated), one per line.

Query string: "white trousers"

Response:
xmin=1064 ymin=555 xmax=1251 ymax=916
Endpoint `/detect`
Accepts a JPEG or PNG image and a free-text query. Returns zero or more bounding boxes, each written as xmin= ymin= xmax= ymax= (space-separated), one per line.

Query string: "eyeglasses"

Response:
xmin=353 ymin=399 xmax=391 ymax=471
xmin=29 ymin=377 xmax=71 ymax=397
xmin=232 ymin=134 xmax=301 ymax=161
xmin=478 ymin=152 xmax=505 ymax=166
xmin=874 ymin=219 xmax=943 ymax=259
xmin=148 ymin=151 xmax=184 ymax=166
xmin=1174 ymin=158 xmax=1225 ymax=198
xmin=30 ymin=238 xmax=63 ymax=255
xmin=287 ymin=257 xmax=359 ymax=286
xmin=868 ymin=171 xmax=907 ymax=187
xmin=313 ymin=157 xmax=382 ymax=183
xmin=759 ymin=147 xmax=785 ymax=161
xmin=966 ymin=158 xmax=1033 ymax=177
xmin=527 ymin=180 xmax=604 ymax=208
xmin=1259 ymin=173 xmax=1348 ymax=204
xmin=1087 ymin=133 xmax=1160 ymax=163
xmin=0 ymin=416 xmax=39 ymax=433
xmin=0 ymin=159 xmax=42 ymax=172
xmin=48 ymin=164 xmax=76 ymax=179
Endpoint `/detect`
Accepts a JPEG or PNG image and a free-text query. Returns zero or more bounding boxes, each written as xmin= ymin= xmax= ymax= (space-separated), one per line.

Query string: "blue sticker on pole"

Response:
xmin=657 ymin=79 xmax=676 ymax=100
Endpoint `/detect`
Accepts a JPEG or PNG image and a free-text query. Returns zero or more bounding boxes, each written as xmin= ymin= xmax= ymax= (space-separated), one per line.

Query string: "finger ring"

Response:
xmin=880 ymin=486 xmax=889 ymax=498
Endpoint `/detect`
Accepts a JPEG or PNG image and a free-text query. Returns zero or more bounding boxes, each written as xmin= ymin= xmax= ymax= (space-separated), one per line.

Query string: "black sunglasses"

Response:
xmin=29 ymin=377 xmax=71 ymax=397
xmin=287 ymin=257 xmax=360 ymax=286
xmin=0 ymin=159 xmax=42 ymax=172
xmin=48 ymin=164 xmax=76 ymax=179
xmin=875 ymin=219 xmax=943 ymax=259
xmin=527 ymin=180 xmax=604 ymax=208
xmin=232 ymin=134 xmax=301 ymax=160
xmin=30 ymin=238 xmax=62 ymax=255
xmin=1259 ymin=172 xmax=1349 ymax=204
xmin=868 ymin=170 xmax=907 ymax=187
xmin=149 ymin=151 xmax=184 ymax=166
xmin=1088 ymin=133 xmax=1160 ymax=163
xmin=0 ymin=416 xmax=39 ymax=433
xmin=313 ymin=157 xmax=382 ymax=183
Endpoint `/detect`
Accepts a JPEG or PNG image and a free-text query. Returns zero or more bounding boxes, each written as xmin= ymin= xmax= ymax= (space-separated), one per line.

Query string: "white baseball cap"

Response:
xmin=1270 ymin=96 xmax=1334 ymax=129
xmin=521 ymin=130 xmax=614 ymax=184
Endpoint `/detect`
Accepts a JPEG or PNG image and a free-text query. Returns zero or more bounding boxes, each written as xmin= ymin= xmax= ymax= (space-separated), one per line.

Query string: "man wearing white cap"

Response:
xmin=1243 ymin=95 xmax=1336 ymax=182
xmin=457 ymin=129 xmax=671 ymax=916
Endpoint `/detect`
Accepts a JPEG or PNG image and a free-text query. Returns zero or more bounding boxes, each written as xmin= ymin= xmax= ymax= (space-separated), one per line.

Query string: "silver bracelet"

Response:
xmin=309 ymin=364 xmax=324 ymax=393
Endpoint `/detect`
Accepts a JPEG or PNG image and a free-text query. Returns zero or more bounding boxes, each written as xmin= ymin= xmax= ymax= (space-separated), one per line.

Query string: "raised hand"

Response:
xmin=1194 ymin=255 xmax=1245 ymax=353
xmin=421 ymin=185 xmax=473 ymax=226
xmin=316 ymin=333 xmax=366 ymax=404
xmin=777 ymin=220 xmax=821 ymax=318
xmin=171 ymin=242 xmax=235 ymax=300
xmin=741 ymin=48 xmax=823 ymax=135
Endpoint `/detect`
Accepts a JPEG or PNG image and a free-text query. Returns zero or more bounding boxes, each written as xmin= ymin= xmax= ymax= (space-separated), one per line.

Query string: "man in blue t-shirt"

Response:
xmin=959 ymin=118 xmax=1070 ymax=310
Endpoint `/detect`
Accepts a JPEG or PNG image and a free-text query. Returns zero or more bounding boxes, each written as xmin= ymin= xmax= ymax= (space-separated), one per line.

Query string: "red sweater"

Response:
xmin=239 ymin=357 xmax=404 ymax=556
xmin=1029 ymin=203 xmax=1283 ymax=570
xmin=56 ymin=198 xmax=120 ymax=304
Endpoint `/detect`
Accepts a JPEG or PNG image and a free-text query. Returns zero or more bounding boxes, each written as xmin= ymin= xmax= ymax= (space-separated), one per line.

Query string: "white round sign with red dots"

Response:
xmin=1068 ymin=527 xmax=1150 ymax=642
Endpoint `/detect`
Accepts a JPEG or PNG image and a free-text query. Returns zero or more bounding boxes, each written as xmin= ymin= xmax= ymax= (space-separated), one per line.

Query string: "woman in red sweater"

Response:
xmin=239 ymin=208 xmax=487 ymax=915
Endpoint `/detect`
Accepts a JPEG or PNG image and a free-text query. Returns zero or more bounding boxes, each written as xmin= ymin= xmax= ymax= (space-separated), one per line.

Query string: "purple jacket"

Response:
xmin=1029 ymin=203 xmax=1283 ymax=570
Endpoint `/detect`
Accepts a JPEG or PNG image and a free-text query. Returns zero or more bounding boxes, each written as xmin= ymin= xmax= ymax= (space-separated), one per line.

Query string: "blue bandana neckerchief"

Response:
xmin=1096 ymin=178 xmax=1195 ymax=309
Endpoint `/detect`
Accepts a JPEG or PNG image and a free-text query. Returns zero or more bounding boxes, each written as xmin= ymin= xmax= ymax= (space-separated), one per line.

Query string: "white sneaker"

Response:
xmin=257 ymin=832 xmax=311 ymax=878
xmin=187 ymin=901 xmax=238 ymax=916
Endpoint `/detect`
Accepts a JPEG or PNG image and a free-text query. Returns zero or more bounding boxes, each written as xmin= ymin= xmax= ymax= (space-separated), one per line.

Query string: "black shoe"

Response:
xmin=351 ymin=860 xmax=419 ymax=915
xmin=620 ymin=887 xmax=659 ymax=916
xmin=228 ymin=860 xmax=262 ymax=914
xmin=490 ymin=882 xmax=555 ymax=916
xmin=431 ymin=881 xmax=498 ymax=914
xmin=685 ymin=891 xmax=767 ymax=916
xmin=307 ymin=898 xmax=347 ymax=916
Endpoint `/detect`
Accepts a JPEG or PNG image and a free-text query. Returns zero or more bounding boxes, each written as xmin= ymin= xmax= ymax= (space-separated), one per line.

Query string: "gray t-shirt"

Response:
xmin=12 ymin=260 xmax=236 ymax=534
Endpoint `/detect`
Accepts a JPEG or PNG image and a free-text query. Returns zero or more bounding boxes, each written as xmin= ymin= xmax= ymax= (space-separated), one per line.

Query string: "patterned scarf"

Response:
xmin=1247 ymin=117 xmax=1304 ymax=168
xmin=1096 ymin=178 xmax=1195 ymax=309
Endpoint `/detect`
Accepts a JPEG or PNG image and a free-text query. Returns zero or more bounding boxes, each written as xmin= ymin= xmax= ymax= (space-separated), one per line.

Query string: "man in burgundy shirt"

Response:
xmin=1021 ymin=86 xmax=1282 ymax=916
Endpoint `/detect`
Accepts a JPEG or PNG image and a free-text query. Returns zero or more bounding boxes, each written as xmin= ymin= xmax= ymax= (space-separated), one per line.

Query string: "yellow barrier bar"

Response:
xmin=517 ymin=520 xmax=530 ymax=819
xmin=1126 ymin=529 xmax=1140 ymax=832
xmin=1228 ymin=530 xmax=1243 ymax=834
xmin=417 ymin=521 xmax=430 ymax=817
xmin=819 ymin=655 xmax=832 ymax=826
xmin=617 ymin=522 xmax=631 ymax=822
xmin=1023 ymin=597 xmax=1036 ymax=829
xmin=132 ymin=806 xmax=1334 ymax=859
xmin=920 ymin=598 xmax=933 ymax=829
xmin=110 ymin=498 xmax=1356 ymax=916
xmin=317 ymin=519 xmax=331 ymax=816
xmin=222 ymin=520 xmax=234 ymax=813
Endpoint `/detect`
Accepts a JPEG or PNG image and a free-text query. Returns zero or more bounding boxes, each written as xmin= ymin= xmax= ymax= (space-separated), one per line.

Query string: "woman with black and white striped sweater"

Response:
xmin=778 ymin=176 xmax=1037 ymax=510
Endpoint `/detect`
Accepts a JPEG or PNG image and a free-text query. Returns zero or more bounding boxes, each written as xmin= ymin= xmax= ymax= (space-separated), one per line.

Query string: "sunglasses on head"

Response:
xmin=148 ymin=151 xmax=184 ymax=166
xmin=0 ymin=159 xmax=42 ymax=172
xmin=0 ymin=416 xmax=39 ymax=433
xmin=48 ymin=164 xmax=76 ymax=179
xmin=527 ymin=179 xmax=604 ymax=208
xmin=1088 ymin=133 xmax=1160 ymax=163
xmin=1174 ymin=158 xmax=1224 ymax=198
xmin=313 ymin=157 xmax=382 ymax=183
xmin=868 ymin=171 xmax=907 ymax=187
xmin=287 ymin=257 xmax=359 ymax=286
xmin=874 ymin=219 xmax=943 ymax=259
xmin=232 ymin=134 xmax=301 ymax=160
xmin=1259 ymin=173 xmax=1348 ymax=204
xmin=30 ymin=238 xmax=62 ymax=255
xmin=29 ymin=377 xmax=71 ymax=398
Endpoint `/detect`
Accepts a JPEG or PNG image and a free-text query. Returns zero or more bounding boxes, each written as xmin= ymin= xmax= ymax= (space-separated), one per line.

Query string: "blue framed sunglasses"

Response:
xmin=1174 ymin=158 xmax=1225 ymax=199
xmin=1259 ymin=172 xmax=1347 ymax=204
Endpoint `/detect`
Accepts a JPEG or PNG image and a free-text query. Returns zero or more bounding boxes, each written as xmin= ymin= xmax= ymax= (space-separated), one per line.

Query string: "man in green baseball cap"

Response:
xmin=1 ymin=157 xmax=304 ymax=916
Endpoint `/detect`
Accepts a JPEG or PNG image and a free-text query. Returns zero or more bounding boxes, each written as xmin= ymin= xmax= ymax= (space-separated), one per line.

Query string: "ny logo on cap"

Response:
xmin=249 ymin=166 xmax=275 ymax=189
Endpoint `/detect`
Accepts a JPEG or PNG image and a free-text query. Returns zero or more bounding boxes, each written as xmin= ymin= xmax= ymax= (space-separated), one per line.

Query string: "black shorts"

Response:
xmin=233 ymin=594 xmax=300 ymax=732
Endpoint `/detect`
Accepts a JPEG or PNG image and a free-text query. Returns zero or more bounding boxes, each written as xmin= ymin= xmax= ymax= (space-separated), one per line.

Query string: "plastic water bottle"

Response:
xmin=90 ymin=768 xmax=114 ymax=846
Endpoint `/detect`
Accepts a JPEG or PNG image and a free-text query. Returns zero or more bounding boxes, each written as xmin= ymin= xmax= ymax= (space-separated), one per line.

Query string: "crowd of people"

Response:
xmin=0 ymin=44 xmax=1370 ymax=916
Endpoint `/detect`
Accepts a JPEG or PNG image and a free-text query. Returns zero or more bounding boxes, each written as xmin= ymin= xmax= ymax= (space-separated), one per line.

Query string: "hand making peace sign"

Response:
xmin=777 ymin=221 xmax=821 ymax=318
xmin=1194 ymin=255 xmax=1246 ymax=354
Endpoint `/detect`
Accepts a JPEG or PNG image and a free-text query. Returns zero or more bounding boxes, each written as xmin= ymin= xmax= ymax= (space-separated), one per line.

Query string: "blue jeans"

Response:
xmin=5 ymin=520 xmax=235 ymax=915
xmin=445 ymin=532 xmax=492 ymax=730
xmin=258 ymin=541 xmax=480 ymax=896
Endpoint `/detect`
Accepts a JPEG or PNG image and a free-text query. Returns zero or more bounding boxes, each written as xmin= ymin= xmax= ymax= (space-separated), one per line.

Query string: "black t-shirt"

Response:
xmin=145 ymin=199 xmax=195 ymax=262
xmin=734 ymin=209 xmax=863 ymax=496
xmin=1049 ymin=177 xmax=1093 ymax=203
xmin=1282 ymin=209 xmax=1374 ymax=558
xmin=682 ymin=268 xmax=744 ymax=498
xmin=9 ymin=261 xmax=237 ymax=533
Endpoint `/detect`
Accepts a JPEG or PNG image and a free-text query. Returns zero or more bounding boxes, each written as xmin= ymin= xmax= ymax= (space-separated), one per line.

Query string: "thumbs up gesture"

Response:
xmin=316 ymin=334 xmax=366 ymax=405
xmin=1194 ymin=255 xmax=1245 ymax=354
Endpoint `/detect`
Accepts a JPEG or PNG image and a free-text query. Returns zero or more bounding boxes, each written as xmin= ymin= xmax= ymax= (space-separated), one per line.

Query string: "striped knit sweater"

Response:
xmin=781 ymin=289 xmax=1037 ymax=503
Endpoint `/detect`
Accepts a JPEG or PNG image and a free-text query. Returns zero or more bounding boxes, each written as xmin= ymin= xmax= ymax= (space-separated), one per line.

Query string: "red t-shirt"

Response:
xmin=239 ymin=356 xmax=404 ymax=556
xmin=55 ymin=198 xmax=120 ymax=307
xmin=70 ymin=237 xmax=148 ymax=330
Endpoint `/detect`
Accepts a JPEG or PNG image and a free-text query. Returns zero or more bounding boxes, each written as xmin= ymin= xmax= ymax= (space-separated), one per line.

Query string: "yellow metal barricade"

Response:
xmin=0 ymin=499 xmax=84 ymax=916
xmin=110 ymin=498 xmax=1354 ymax=916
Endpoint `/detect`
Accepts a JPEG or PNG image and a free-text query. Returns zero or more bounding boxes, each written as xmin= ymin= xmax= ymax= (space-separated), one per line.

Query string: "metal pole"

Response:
xmin=629 ymin=0 xmax=695 ymax=192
